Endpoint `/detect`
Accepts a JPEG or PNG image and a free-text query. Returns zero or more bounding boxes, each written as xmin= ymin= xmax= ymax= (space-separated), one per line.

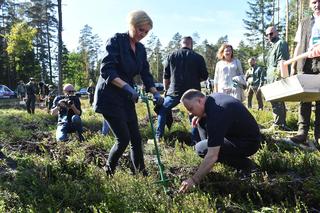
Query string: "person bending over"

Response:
xmin=179 ymin=89 xmax=261 ymax=193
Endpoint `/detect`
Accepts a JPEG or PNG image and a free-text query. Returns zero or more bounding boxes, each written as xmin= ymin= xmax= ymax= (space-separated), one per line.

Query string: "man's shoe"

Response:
xmin=290 ymin=134 xmax=307 ymax=144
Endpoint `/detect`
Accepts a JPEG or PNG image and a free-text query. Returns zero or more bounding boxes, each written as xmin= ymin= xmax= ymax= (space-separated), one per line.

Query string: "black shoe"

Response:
xmin=103 ymin=165 xmax=114 ymax=177
xmin=141 ymin=169 xmax=149 ymax=177
xmin=290 ymin=134 xmax=307 ymax=144
xmin=78 ymin=134 xmax=85 ymax=142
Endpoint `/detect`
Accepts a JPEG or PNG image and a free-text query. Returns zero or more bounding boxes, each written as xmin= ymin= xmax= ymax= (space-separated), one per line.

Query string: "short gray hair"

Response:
xmin=127 ymin=10 xmax=153 ymax=29
xmin=180 ymin=89 xmax=205 ymax=103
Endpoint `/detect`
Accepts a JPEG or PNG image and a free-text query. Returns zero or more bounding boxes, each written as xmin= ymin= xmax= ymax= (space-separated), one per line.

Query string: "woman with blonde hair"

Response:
xmin=93 ymin=10 xmax=163 ymax=176
xmin=213 ymin=44 xmax=245 ymax=101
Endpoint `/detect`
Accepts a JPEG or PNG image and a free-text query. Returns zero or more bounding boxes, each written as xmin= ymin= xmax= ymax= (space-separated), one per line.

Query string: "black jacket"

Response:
xmin=164 ymin=47 xmax=208 ymax=97
xmin=93 ymin=33 xmax=155 ymax=120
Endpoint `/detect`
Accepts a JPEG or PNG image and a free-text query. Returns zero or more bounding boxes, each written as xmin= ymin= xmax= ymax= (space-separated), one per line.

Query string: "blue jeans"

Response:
xmin=156 ymin=95 xmax=180 ymax=138
xmin=156 ymin=95 xmax=200 ymax=142
xmin=56 ymin=115 xmax=83 ymax=141
xmin=102 ymin=119 xmax=110 ymax=135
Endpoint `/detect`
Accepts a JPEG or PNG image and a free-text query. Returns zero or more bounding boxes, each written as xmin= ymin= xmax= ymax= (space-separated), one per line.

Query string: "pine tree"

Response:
xmin=78 ymin=24 xmax=102 ymax=84
xmin=25 ymin=0 xmax=57 ymax=83
xmin=146 ymin=33 xmax=164 ymax=82
xmin=163 ymin=32 xmax=182 ymax=60
xmin=243 ymin=0 xmax=273 ymax=64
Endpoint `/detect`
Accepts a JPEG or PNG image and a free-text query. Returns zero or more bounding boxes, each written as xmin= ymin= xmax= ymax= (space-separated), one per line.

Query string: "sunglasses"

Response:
xmin=66 ymin=90 xmax=75 ymax=93
xmin=267 ymin=32 xmax=274 ymax=37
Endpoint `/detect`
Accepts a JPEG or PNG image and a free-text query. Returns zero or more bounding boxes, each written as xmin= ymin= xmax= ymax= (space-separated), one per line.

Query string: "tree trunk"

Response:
xmin=57 ymin=0 xmax=63 ymax=95
xmin=46 ymin=0 xmax=53 ymax=83
xmin=285 ymin=0 xmax=289 ymax=42
xmin=261 ymin=0 xmax=266 ymax=65
xmin=299 ymin=0 xmax=303 ymax=22
xmin=277 ymin=0 xmax=280 ymax=26
xmin=272 ymin=0 xmax=275 ymax=26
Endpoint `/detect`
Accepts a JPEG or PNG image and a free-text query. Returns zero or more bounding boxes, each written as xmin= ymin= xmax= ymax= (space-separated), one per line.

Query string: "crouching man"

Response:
xmin=179 ymin=89 xmax=261 ymax=193
xmin=51 ymin=84 xmax=84 ymax=142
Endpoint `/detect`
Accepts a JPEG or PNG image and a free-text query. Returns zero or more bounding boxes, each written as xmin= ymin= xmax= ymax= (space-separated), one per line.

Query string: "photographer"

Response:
xmin=51 ymin=84 xmax=84 ymax=142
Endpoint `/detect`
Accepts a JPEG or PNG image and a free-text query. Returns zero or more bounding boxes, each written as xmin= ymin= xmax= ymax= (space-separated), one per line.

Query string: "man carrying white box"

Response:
xmin=289 ymin=0 xmax=320 ymax=147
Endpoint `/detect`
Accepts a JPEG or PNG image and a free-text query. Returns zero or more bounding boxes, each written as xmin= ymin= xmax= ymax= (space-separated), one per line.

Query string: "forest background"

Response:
xmin=0 ymin=0 xmax=313 ymax=92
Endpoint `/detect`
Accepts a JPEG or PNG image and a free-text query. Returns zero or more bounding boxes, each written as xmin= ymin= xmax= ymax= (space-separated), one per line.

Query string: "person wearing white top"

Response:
xmin=213 ymin=44 xmax=245 ymax=102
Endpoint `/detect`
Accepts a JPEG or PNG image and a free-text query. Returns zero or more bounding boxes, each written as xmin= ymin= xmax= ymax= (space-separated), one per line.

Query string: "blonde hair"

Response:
xmin=127 ymin=10 xmax=153 ymax=28
xmin=216 ymin=44 xmax=234 ymax=60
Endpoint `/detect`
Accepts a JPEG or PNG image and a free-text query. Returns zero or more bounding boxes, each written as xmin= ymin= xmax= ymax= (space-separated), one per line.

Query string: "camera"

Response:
xmin=58 ymin=96 xmax=76 ymax=108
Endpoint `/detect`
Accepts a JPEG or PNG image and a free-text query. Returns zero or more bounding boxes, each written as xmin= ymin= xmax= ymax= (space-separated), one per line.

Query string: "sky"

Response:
xmin=62 ymin=0 xmax=251 ymax=52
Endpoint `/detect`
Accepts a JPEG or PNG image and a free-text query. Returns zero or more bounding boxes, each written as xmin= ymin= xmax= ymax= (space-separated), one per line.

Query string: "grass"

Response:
xmin=0 ymin=98 xmax=319 ymax=212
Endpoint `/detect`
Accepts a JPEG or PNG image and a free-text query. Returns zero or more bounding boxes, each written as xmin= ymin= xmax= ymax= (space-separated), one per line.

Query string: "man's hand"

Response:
xmin=191 ymin=116 xmax=200 ymax=128
xmin=308 ymin=44 xmax=320 ymax=58
xmin=178 ymin=177 xmax=196 ymax=193
xmin=58 ymin=99 xmax=67 ymax=108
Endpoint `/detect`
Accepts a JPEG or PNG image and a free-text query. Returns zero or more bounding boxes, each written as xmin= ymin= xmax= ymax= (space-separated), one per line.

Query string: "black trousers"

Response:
xmin=298 ymin=59 xmax=320 ymax=138
xmin=103 ymin=114 xmax=145 ymax=173
xmin=270 ymin=101 xmax=286 ymax=126
xmin=89 ymin=94 xmax=94 ymax=106
xmin=298 ymin=101 xmax=320 ymax=136
xmin=26 ymin=96 xmax=36 ymax=114
xmin=195 ymin=138 xmax=260 ymax=171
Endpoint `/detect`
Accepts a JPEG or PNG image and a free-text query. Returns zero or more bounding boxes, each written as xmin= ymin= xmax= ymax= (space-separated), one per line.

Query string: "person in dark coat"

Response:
xmin=25 ymin=78 xmax=37 ymax=114
xmin=46 ymin=85 xmax=57 ymax=113
xmin=87 ymin=81 xmax=95 ymax=106
xmin=93 ymin=10 xmax=163 ymax=175
xmin=155 ymin=36 xmax=208 ymax=141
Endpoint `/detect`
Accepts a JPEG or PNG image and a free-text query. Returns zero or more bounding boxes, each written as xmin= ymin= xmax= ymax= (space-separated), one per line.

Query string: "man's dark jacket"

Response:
xmin=164 ymin=47 xmax=208 ymax=97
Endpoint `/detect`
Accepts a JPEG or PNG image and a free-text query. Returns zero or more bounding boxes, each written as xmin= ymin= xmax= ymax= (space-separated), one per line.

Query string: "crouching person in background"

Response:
xmin=51 ymin=84 xmax=84 ymax=142
xmin=179 ymin=89 xmax=261 ymax=193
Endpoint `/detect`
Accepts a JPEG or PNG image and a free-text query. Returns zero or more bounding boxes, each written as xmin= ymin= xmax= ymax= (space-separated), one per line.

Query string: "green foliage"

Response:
xmin=63 ymin=52 xmax=87 ymax=90
xmin=6 ymin=21 xmax=40 ymax=80
xmin=78 ymin=24 xmax=102 ymax=83
xmin=6 ymin=22 xmax=36 ymax=55
xmin=145 ymin=33 xmax=164 ymax=82
xmin=0 ymin=98 xmax=320 ymax=211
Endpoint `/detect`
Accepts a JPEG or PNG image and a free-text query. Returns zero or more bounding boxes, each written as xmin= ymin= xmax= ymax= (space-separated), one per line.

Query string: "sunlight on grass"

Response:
xmin=0 ymin=98 xmax=319 ymax=211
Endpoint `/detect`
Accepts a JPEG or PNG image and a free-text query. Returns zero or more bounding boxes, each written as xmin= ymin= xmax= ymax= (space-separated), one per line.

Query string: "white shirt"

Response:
xmin=213 ymin=58 xmax=243 ymax=92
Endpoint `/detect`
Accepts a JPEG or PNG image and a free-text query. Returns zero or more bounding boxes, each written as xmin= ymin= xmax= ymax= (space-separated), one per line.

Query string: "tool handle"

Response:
xmin=283 ymin=52 xmax=309 ymax=65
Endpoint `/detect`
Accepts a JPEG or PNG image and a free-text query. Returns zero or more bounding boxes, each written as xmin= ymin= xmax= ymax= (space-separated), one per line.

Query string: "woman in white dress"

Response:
xmin=213 ymin=44 xmax=245 ymax=101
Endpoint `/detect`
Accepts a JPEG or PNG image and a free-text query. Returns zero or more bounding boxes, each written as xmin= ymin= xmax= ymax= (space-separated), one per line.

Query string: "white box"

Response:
xmin=261 ymin=74 xmax=320 ymax=102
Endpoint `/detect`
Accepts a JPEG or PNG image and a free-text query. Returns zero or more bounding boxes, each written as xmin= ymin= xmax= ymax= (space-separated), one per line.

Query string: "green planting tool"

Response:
xmin=140 ymin=90 xmax=170 ymax=194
